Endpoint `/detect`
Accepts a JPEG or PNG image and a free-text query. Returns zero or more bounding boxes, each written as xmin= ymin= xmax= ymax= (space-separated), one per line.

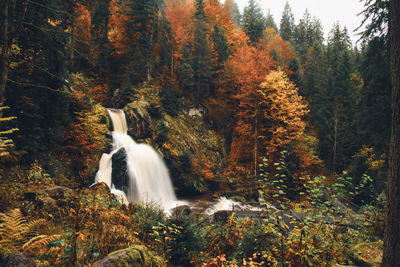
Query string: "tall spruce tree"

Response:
xmin=265 ymin=9 xmax=278 ymax=31
xmin=192 ymin=0 xmax=212 ymax=104
xmin=124 ymin=0 xmax=161 ymax=84
xmin=280 ymin=1 xmax=295 ymax=42
xmin=313 ymin=24 xmax=356 ymax=173
xmin=242 ymin=0 xmax=266 ymax=44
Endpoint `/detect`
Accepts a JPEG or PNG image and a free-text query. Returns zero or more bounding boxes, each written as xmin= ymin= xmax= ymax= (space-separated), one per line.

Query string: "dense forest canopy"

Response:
xmin=0 ymin=0 xmax=393 ymax=266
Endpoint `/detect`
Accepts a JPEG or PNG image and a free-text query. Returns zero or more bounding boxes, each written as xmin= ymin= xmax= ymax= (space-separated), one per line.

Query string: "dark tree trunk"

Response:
xmin=383 ymin=0 xmax=400 ymax=266
xmin=0 ymin=0 xmax=9 ymax=107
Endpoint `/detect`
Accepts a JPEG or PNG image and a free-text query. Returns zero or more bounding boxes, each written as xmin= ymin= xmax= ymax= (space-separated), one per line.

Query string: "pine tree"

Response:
xmin=178 ymin=44 xmax=195 ymax=95
xmin=280 ymin=1 xmax=295 ymax=42
xmin=313 ymin=24 xmax=356 ymax=173
xmin=265 ymin=9 xmax=277 ymax=31
xmin=192 ymin=0 xmax=212 ymax=104
xmin=356 ymin=36 xmax=391 ymax=153
xmin=242 ymin=0 xmax=266 ymax=44
xmin=293 ymin=10 xmax=324 ymax=64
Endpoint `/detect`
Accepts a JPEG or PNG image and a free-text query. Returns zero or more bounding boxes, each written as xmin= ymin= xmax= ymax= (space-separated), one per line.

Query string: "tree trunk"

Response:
xmin=0 ymin=0 xmax=9 ymax=107
xmin=383 ymin=0 xmax=400 ymax=266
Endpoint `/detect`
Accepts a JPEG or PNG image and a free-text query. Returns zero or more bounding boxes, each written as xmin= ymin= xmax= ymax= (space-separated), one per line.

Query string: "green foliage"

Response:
xmin=192 ymin=0 xmax=213 ymax=102
xmin=161 ymin=88 xmax=182 ymax=117
xmin=157 ymin=209 xmax=204 ymax=266
xmin=156 ymin=120 xmax=169 ymax=145
xmin=242 ymin=0 xmax=266 ymax=44
xmin=179 ymin=152 xmax=192 ymax=173
xmin=280 ymin=1 xmax=295 ymax=41
xmin=148 ymin=102 xmax=162 ymax=119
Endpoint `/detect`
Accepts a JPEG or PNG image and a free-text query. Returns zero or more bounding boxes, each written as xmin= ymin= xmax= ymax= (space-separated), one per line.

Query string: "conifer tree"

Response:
xmin=265 ymin=9 xmax=278 ymax=31
xmin=280 ymin=1 xmax=295 ymax=42
xmin=242 ymin=0 xmax=266 ymax=44
xmin=192 ymin=0 xmax=213 ymax=104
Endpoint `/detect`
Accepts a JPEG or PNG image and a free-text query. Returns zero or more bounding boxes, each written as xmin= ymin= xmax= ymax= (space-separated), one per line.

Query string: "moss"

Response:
xmin=349 ymin=241 xmax=382 ymax=267
xmin=0 ymin=246 xmax=12 ymax=262
xmin=93 ymin=244 xmax=166 ymax=267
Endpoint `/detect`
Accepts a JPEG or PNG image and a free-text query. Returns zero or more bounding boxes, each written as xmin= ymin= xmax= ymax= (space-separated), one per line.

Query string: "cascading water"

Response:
xmin=95 ymin=109 xmax=180 ymax=210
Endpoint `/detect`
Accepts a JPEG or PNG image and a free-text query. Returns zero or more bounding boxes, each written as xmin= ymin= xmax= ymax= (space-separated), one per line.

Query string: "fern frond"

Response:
xmin=23 ymin=234 xmax=63 ymax=253
xmin=0 ymin=209 xmax=46 ymax=250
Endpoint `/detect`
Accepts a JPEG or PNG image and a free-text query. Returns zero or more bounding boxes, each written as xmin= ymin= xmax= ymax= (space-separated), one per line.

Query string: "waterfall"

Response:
xmin=95 ymin=109 xmax=180 ymax=210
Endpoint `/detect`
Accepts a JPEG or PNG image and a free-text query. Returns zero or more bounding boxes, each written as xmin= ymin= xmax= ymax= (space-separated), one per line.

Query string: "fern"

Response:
xmin=0 ymin=209 xmax=46 ymax=250
xmin=23 ymin=234 xmax=63 ymax=253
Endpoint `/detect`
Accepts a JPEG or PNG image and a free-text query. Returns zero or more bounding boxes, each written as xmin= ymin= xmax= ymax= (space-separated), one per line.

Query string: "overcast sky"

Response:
xmin=233 ymin=0 xmax=366 ymax=45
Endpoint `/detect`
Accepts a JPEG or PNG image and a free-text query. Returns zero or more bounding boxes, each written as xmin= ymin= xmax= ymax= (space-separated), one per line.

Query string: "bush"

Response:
xmin=148 ymin=102 xmax=162 ymax=119
xmin=156 ymin=120 xmax=168 ymax=145
xmin=161 ymin=89 xmax=181 ymax=117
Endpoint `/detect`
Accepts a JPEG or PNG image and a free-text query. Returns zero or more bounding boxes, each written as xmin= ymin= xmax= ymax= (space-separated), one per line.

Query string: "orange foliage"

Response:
xmin=165 ymin=0 xmax=194 ymax=62
xmin=258 ymin=70 xmax=309 ymax=156
xmin=224 ymin=42 xmax=275 ymax=172
xmin=108 ymin=0 xmax=131 ymax=56
xmin=204 ymin=0 xmax=237 ymax=47
xmin=74 ymin=3 xmax=91 ymax=43
xmin=89 ymin=83 xmax=109 ymax=103
xmin=259 ymin=27 xmax=295 ymax=74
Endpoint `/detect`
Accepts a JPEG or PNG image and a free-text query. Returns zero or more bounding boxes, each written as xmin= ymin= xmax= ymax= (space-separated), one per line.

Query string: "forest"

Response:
xmin=0 ymin=0 xmax=396 ymax=266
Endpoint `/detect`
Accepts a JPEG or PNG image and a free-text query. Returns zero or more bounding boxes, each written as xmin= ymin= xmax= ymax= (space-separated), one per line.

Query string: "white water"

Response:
xmin=204 ymin=197 xmax=276 ymax=215
xmin=95 ymin=109 xmax=182 ymax=210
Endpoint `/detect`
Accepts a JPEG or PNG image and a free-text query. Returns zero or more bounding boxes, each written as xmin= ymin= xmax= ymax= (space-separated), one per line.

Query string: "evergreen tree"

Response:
xmin=280 ymin=1 xmax=295 ymax=42
xmin=210 ymin=24 xmax=230 ymax=68
xmin=192 ymin=0 xmax=212 ymax=103
xmin=4 ymin=0 xmax=74 ymax=157
xmin=356 ymin=36 xmax=391 ymax=153
xmin=229 ymin=0 xmax=242 ymax=26
xmin=313 ymin=24 xmax=356 ymax=173
xmin=265 ymin=9 xmax=278 ymax=31
xmin=293 ymin=10 xmax=324 ymax=64
xmin=242 ymin=0 xmax=266 ymax=44
xmin=123 ymin=0 xmax=162 ymax=84
xmin=178 ymin=44 xmax=195 ymax=95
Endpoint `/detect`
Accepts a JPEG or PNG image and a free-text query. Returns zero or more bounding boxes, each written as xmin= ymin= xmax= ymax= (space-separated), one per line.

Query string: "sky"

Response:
xmin=233 ymin=0 xmax=367 ymax=45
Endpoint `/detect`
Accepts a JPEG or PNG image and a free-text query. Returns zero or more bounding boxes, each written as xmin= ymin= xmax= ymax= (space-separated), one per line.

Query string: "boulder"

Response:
xmin=111 ymin=148 xmax=129 ymax=194
xmin=212 ymin=210 xmax=234 ymax=224
xmin=91 ymin=245 xmax=166 ymax=267
xmin=3 ymin=252 xmax=36 ymax=267
xmin=349 ymin=241 xmax=383 ymax=267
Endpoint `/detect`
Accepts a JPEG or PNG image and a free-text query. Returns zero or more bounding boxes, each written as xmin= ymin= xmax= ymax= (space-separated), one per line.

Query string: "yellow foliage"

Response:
xmin=0 ymin=209 xmax=46 ymax=251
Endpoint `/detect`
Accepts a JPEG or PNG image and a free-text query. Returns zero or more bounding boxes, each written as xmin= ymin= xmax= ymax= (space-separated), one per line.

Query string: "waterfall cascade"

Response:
xmin=95 ymin=109 xmax=180 ymax=210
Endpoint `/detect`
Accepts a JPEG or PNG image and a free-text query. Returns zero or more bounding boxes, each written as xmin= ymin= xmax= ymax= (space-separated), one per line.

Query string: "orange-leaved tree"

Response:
xmin=259 ymin=27 xmax=295 ymax=75
xmin=258 ymin=70 xmax=308 ymax=156
xmin=226 ymin=39 xmax=275 ymax=177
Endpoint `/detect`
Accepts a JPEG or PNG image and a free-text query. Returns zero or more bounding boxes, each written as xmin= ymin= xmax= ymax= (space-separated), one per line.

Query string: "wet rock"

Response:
xmin=111 ymin=148 xmax=129 ymax=194
xmin=91 ymin=244 xmax=166 ymax=267
xmin=3 ymin=252 xmax=36 ymax=267
xmin=171 ymin=205 xmax=191 ymax=216
xmin=212 ymin=210 xmax=234 ymax=223
xmin=124 ymin=101 xmax=155 ymax=140
xmin=23 ymin=185 xmax=75 ymax=211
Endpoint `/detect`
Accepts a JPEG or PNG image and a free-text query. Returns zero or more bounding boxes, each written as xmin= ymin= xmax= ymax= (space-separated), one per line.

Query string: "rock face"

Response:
xmin=91 ymin=245 xmax=166 ymax=267
xmin=111 ymin=148 xmax=128 ymax=194
xmin=124 ymin=100 xmax=156 ymax=140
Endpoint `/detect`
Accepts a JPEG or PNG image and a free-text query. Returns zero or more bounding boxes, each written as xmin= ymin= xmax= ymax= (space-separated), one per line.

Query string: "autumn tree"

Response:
xmin=258 ymin=70 xmax=309 ymax=156
xmin=226 ymin=40 xmax=274 ymax=176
